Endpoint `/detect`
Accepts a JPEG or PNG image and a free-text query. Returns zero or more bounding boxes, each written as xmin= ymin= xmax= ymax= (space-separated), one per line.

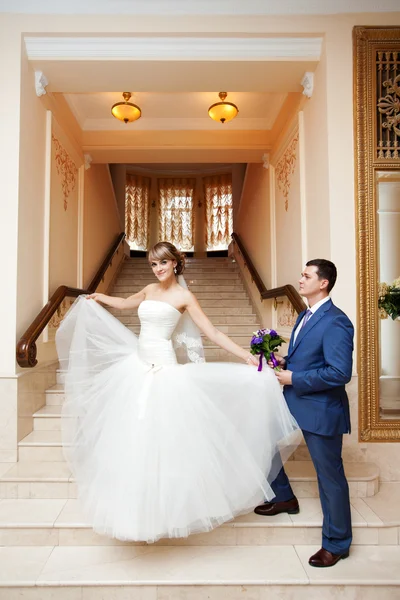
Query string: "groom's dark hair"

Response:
xmin=306 ymin=259 xmax=337 ymax=293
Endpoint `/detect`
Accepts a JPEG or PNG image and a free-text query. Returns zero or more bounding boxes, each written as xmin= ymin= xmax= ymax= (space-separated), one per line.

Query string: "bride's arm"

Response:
xmin=184 ymin=291 xmax=258 ymax=365
xmin=86 ymin=287 xmax=148 ymax=310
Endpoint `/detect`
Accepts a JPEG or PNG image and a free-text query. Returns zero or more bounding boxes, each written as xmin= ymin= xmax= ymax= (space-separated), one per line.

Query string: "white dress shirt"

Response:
xmin=292 ymin=296 xmax=331 ymax=344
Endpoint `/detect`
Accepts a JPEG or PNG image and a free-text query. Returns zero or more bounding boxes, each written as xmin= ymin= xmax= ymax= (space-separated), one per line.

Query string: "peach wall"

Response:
xmin=302 ymin=45 xmax=331 ymax=262
xmin=83 ymin=164 xmax=121 ymax=286
xmin=237 ymin=164 xmax=271 ymax=287
xmin=49 ymin=118 xmax=81 ymax=294
xmin=109 ymin=163 xmax=126 ymax=229
xmin=0 ymin=21 xmax=21 ymax=377
xmin=274 ymin=128 xmax=302 ymax=289
xmin=16 ymin=52 xmax=47 ymax=340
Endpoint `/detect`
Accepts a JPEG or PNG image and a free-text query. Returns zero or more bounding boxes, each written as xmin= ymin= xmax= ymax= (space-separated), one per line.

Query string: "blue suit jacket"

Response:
xmin=284 ymin=299 xmax=353 ymax=436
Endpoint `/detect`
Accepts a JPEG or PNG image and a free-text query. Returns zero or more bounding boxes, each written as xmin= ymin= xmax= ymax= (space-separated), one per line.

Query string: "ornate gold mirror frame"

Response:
xmin=354 ymin=27 xmax=400 ymax=441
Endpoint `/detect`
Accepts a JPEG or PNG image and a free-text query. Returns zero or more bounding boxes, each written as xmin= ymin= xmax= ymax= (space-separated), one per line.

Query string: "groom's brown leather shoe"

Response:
xmin=254 ymin=497 xmax=299 ymax=516
xmin=308 ymin=547 xmax=349 ymax=568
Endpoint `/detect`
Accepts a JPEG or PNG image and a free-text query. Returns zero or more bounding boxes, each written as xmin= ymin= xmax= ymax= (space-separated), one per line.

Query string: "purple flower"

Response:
xmin=269 ymin=330 xmax=278 ymax=337
xmin=258 ymin=328 xmax=270 ymax=336
xmin=251 ymin=336 xmax=264 ymax=345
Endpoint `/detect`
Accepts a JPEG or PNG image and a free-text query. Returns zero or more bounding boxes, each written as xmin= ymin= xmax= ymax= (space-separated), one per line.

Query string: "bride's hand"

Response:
xmin=244 ymin=352 xmax=258 ymax=366
xmin=86 ymin=293 xmax=104 ymax=303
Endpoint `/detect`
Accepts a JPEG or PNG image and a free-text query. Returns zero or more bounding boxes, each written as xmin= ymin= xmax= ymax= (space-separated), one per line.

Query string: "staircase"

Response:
xmin=0 ymin=257 xmax=397 ymax=598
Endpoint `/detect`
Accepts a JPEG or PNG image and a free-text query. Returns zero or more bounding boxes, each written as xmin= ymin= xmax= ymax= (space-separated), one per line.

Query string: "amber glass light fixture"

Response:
xmin=111 ymin=92 xmax=141 ymax=124
xmin=208 ymin=92 xmax=238 ymax=124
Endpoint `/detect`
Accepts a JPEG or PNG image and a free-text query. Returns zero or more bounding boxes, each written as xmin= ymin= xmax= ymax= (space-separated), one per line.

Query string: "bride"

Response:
xmin=56 ymin=241 xmax=299 ymax=543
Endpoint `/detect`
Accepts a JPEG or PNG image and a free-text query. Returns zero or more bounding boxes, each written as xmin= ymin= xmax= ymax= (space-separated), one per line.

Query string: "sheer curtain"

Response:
xmin=158 ymin=178 xmax=196 ymax=251
xmin=125 ymin=174 xmax=151 ymax=250
xmin=203 ymin=173 xmax=233 ymax=250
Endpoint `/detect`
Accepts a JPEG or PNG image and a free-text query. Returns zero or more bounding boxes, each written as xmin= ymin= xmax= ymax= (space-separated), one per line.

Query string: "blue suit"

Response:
xmin=272 ymin=298 xmax=354 ymax=554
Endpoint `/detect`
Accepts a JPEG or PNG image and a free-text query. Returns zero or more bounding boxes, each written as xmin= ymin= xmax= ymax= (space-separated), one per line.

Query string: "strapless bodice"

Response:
xmin=137 ymin=300 xmax=182 ymax=365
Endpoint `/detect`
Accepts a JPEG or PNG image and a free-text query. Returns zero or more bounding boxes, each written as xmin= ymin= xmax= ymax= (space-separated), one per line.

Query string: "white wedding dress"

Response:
xmin=56 ymin=296 xmax=299 ymax=543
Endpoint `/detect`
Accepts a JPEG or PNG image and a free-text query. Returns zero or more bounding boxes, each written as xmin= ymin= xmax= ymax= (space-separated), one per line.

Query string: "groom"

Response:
xmin=255 ymin=259 xmax=354 ymax=568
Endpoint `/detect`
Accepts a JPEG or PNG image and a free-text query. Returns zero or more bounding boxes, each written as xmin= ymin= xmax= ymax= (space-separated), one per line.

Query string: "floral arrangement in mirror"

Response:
xmin=378 ymin=277 xmax=400 ymax=320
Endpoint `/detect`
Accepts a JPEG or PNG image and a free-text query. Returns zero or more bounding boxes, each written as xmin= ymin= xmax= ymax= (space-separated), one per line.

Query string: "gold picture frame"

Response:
xmin=354 ymin=27 xmax=400 ymax=441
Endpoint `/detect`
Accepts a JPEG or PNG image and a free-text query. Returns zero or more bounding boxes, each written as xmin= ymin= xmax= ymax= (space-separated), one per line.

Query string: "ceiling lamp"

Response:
xmin=111 ymin=92 xmax=141 ymax=124
xmin=208 ymin=92 xmax=238 ymax=124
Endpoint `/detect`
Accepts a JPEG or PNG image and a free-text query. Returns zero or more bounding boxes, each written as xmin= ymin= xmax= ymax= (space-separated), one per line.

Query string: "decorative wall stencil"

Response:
xmin=48 ymin=298 xmax=75 ymax=330
xmin=278 ymin=299 xmax=298 ymax=328
xmin=52 ymin=135 xmax=77 ymax=210
xmin=276 ymin=133 xmax=299 ymax=211
xmin=376 ymin=51 xmax=400 ymax=160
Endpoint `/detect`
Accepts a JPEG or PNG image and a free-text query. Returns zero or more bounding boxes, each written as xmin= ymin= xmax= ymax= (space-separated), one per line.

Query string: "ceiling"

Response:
xmin=27 ymin=33 xmax=316 ymax=162
xmin=64 ymin=91 xmax=287 ymax=131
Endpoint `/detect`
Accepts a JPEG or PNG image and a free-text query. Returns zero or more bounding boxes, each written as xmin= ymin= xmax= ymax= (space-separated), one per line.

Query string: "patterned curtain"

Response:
xmin=125 ymin=174 xmax=151 ymax=250
xmin=203 ymin=173 xmax=233 ymax=250
xmin=158 ymin=178 xmax=196 ymax=251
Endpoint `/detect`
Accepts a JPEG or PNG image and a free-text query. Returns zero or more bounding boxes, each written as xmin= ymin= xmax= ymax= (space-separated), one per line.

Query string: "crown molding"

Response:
xmin=24 ymin=36 xmax=323 ymax=61
xmin=4 ymin=0 xmax=400 ymax=15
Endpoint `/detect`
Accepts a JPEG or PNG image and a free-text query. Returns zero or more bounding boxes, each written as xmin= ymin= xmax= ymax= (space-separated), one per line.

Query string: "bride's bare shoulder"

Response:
xmin=179 ymin=287 xmax=198 ymax=307
xmin=143 ymin=283 xmax=158 ymax=296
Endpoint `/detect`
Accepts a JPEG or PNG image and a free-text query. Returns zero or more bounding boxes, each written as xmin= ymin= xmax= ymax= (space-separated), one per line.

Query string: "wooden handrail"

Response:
xmin=16 ymin=232 xmax=125 ymax=368
xmin=231 ymin=232 xmax=306 ymax=315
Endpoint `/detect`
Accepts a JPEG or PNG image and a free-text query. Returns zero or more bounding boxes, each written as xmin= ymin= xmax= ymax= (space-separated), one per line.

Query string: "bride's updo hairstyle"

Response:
xmin=148 ymin=242 xmax=186 ymax=276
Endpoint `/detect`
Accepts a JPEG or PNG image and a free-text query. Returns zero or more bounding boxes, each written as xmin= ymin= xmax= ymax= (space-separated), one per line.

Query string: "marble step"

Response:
xmin=33 ymin=406 xmax=62 ymax=431
xmin=126 ymin=258 xmax=233 ymax=263
xmin=121 ymin=264 xmax=239 ymax=277
xmin=45 ymin=384 xmax=65 ymax=405
xmin=121 ymin=299 xmax=250 ymax=307
xmin=119 ymin=324 xmax=256 ymax=344
xmin=0 ymin=493 xmax=396 ymax=548
xmin=119 ymin=331 xmax=251 ymax=346
xmin=120 ymin=272 xmax=242 ymax=280
xmin=1 ymin=543 xmax=400 ymax=598
xmin=3 ymin=458 xmax=379 ymax=499
xmin=116 ymin=319 xmax=258 ymax=333
xmin=116 ymin=278 xmax=243 ymax=286
xmin=109 ymin=306 xmax=256 ymax=317
xmin=111 ymin=291 xmax=248 ymax=300
xmin=113 ymin=283 xmax=245 ymax=292
xmin=115 ymin=314 xmax=259 ymax=326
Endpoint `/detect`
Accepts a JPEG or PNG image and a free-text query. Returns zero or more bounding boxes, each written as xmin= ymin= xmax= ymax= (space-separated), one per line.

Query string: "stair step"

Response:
xmin=33 ymin=406 xmax=62 ymax=431
xmin=117 ymin=278 xmax=243 ymax=286
xmin=2 ymin=459 xmax=380 ymax=499
xmin=113 ymin=284 xmax=245 ymax=292
xmin=109 ymin=306 xmax=254 ymax=317
xmin=117 ymin=321 xmax=257 ymax=333
xmin=0 ymin=493 xmax=395 ymax=548
xmin=120 ymin=272 xmax=242 ymax=279
xmin=112 ymin=291 xmax=248 ymax=300
xmin=0 ymin=543 xmax=399 ymax=596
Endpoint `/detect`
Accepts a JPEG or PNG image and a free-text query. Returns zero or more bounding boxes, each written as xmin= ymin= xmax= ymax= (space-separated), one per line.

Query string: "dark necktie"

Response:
xmin=300 ymin=308 xmax=313 ymax=330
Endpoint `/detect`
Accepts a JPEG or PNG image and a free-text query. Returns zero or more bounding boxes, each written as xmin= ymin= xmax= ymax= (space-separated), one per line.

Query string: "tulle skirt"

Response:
xmin=56 ymin=297 xmax=300 ymax=543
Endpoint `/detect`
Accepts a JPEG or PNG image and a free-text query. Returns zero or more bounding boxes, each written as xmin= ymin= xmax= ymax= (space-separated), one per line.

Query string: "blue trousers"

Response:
xmin=271 ymin=430 xmax=352 ymax=554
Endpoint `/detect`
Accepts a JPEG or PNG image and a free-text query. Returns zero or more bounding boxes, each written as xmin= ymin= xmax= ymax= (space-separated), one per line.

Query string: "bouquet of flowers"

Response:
xmin=250 ymin=328 xmax=286 ymax=372
xmin=378 ymin=277 xmax=400 ymax=321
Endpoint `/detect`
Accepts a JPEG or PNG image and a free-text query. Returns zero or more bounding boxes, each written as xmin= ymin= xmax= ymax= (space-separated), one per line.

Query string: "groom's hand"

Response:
xmin=275 ymin=369 xmax=292 ymax=386
xmin=268 ymin=354 xmax=286 ymax=369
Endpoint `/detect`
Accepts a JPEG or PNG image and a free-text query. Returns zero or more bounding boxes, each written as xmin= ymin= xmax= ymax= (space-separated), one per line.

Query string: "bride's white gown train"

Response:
xmin=57 ymin=297 xmax=299 ymax=543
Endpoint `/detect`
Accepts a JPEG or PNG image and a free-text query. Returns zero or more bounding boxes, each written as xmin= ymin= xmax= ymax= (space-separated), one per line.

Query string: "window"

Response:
xmin=158 ymin=178 xmax=196 ymax=251
xmin=203 ymin=174 xmax=233 ymax=250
